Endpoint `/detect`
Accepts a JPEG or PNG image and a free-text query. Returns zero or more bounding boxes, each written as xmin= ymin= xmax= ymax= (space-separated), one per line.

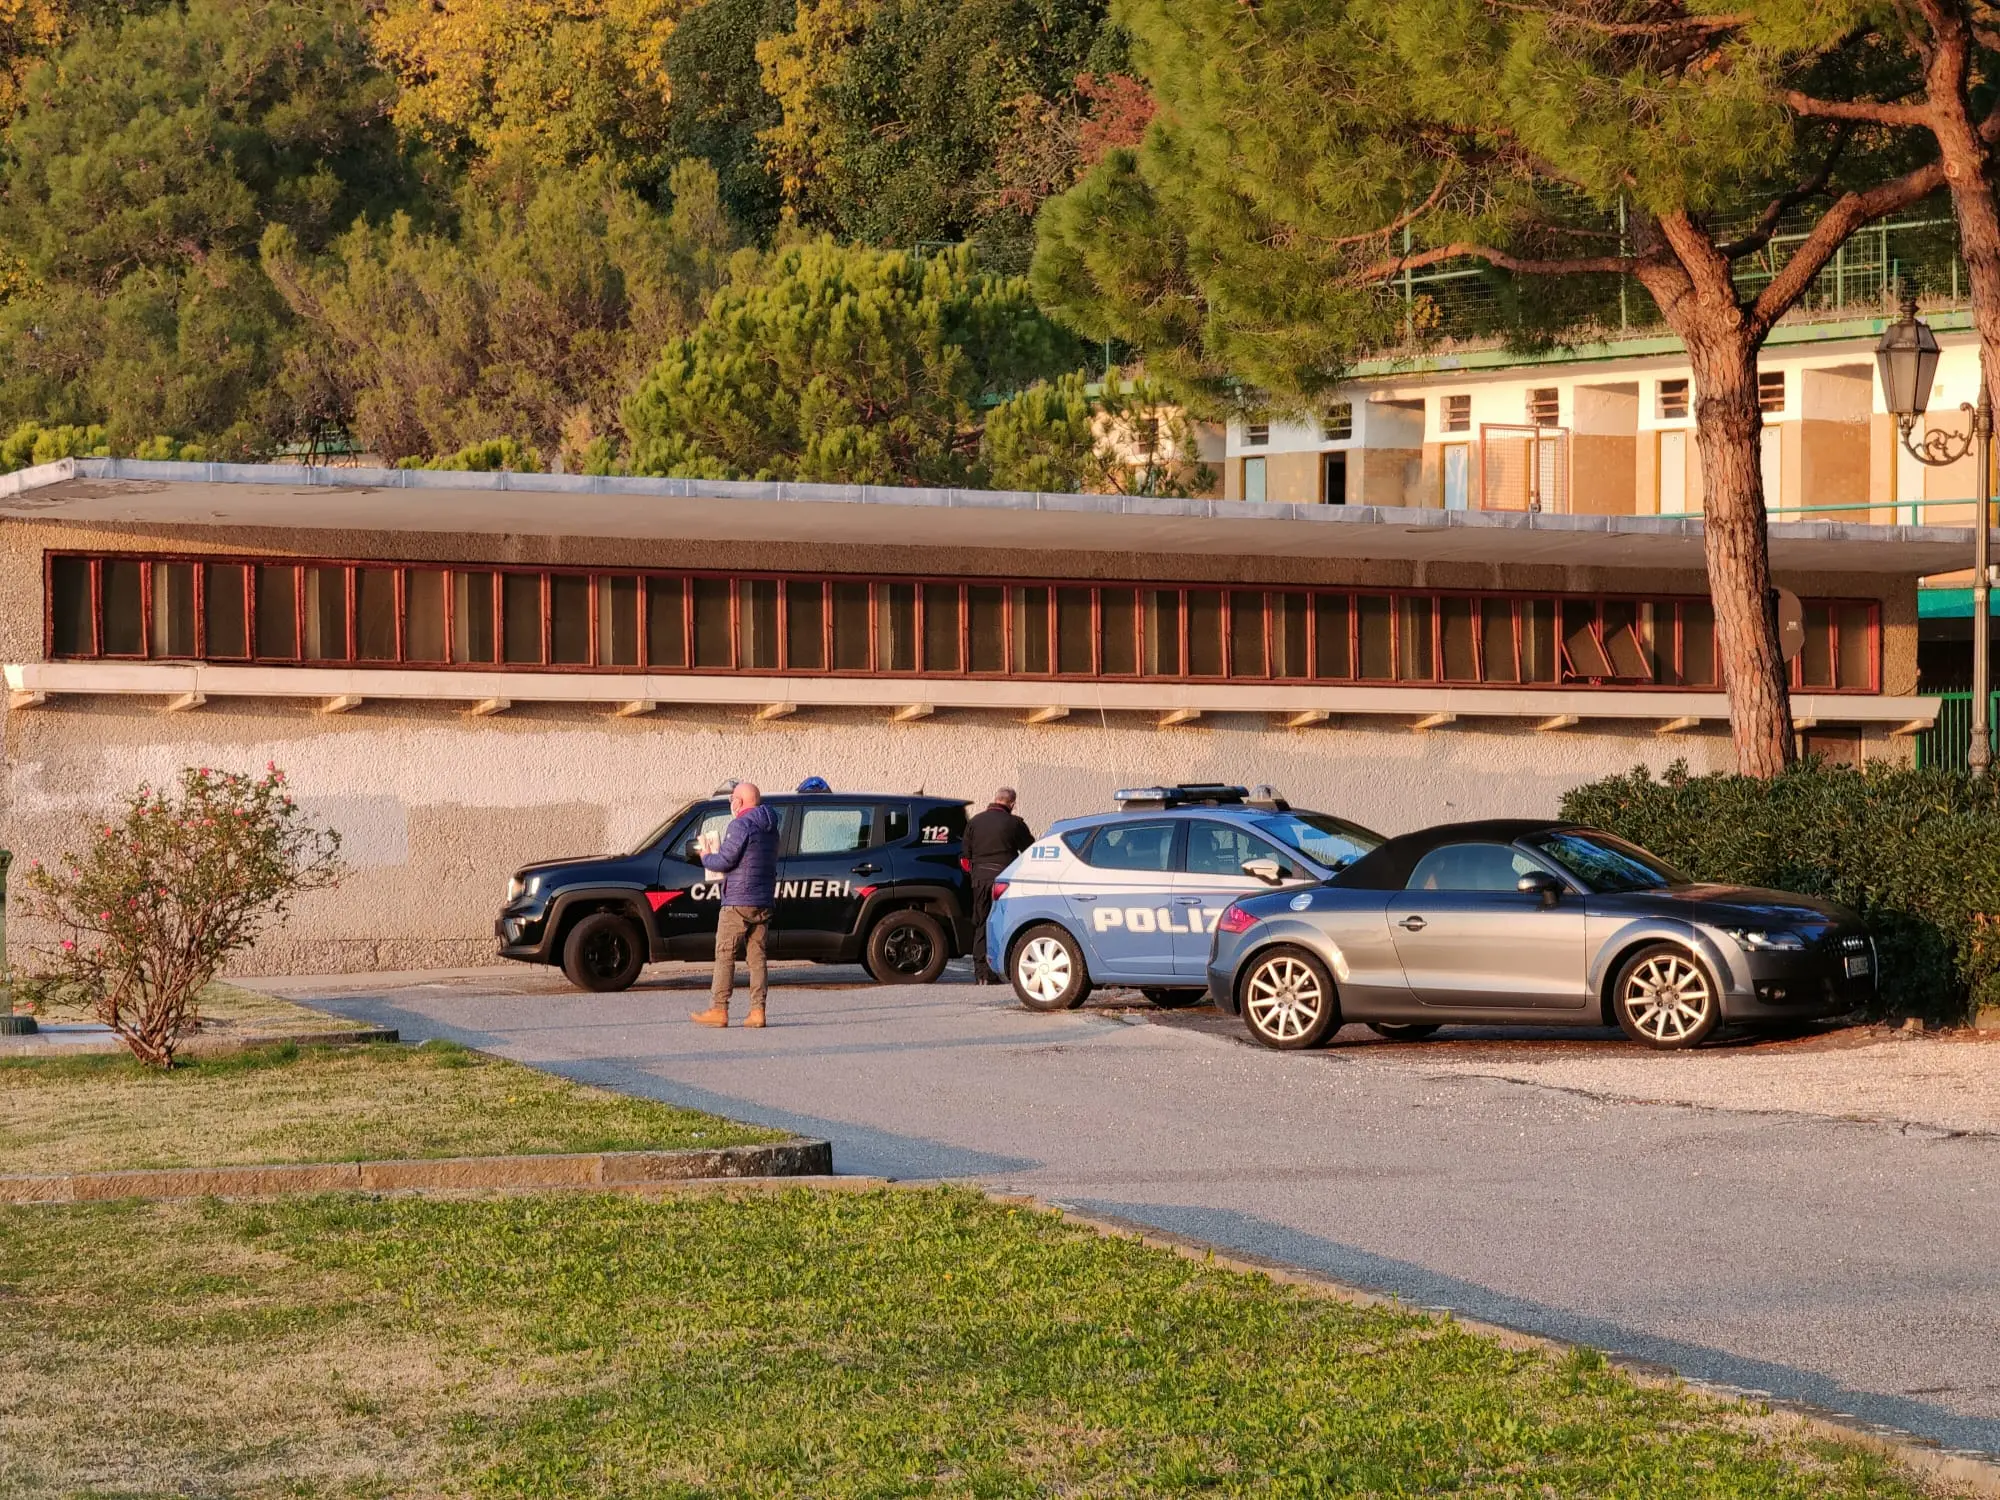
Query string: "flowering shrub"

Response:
xmin=17 ymin=765 xmax=341 ymax=1067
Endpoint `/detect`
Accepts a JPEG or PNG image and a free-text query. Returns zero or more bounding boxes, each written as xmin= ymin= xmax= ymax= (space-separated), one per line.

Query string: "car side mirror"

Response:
xmin=1242 ymin=857 xmax=1284 ymax=885
xmin=1517 ymin=870 xmax=1564 ymax=906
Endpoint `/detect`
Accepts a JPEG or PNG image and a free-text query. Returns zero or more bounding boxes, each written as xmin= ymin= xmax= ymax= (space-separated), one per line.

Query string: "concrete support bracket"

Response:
xmin=320 ymin=694 xmax=363 ymax=714
xmin=1025 ymin=706 xmax=1069 ymax=724
xmin=470 ymin=697 xmax=511 ymax=717
xmin=1285 ymin=710 xmax=1331 ymax=729
xmin=1656 ymin=715 xmax=1701 ymax=735
xmin=1793 ymin=717 xmax=1819 ymax=731
xmin=755 ymin=702 xmax=797 ymax=721
xmin=1159 ymin=707 xmax=1202 ymax=727
xmin=1891 ymin=718 xmax=1930 ymax=737
xmin=892 ymin=704 xmax=934 ymax=723
xmin=613 ymin=700 xmax=658 ymax=718
xmin=1536 ymin=714 xmax=1580 ymax=732
xmin=1411 ymin=711 xmax=1456 ymax=733
xmin=164 ymin=691 xmax=206 ymax=713
xmin=7 ymin=689 xmax=47 ymax=711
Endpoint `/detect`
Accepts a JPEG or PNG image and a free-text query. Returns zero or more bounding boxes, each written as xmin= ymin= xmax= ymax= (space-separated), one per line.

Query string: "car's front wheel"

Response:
xmin=1240 ymin=947 xmax=1339 ymax=1050
xmin=1612 ymin=943 xmax=1722 ymax=1049
xmin=561 ymin=911 xmax=646 ymax=993
xmin=1010 ymin=925 xmax=1091 ymax=1011
xmin=864 ymin=909 xmax=949 ymax=985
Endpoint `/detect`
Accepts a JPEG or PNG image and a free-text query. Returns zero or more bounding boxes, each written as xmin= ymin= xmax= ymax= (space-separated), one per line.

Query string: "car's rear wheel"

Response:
xmin=1240 ymin=947 xmax=1339 ymax=1050
xmin=1367 ymin=1022 xmax=1441 ymax=1041
xmin=864 ymin=909 xmax=949 ymax=985
xmin=1141 ymin=987 xmax=1207 ymax=1009
xmin=1010 ymin=925 xmax=1091 ymax=1011
xmin=561 ymin=911 xmax=646 ymax=993
xmin=1612 ymin=944 xmax=1722 ymax=1049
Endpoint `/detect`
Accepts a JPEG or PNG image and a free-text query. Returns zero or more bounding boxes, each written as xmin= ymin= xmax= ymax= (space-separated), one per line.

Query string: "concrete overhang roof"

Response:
xmin=0 ymin=457 xmax=1976 ymax=575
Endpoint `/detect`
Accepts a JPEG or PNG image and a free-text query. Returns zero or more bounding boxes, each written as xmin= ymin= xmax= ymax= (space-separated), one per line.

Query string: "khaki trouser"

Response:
xmin=711 ymin=905 xmax=772 ymax=1013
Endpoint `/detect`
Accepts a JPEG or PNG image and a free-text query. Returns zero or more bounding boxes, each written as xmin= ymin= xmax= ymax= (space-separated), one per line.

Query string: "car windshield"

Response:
xmin=1522 ymin=829 xmax=1684 ymax=893
xmin=1252 ymin=811 xmax=1383 ymax=872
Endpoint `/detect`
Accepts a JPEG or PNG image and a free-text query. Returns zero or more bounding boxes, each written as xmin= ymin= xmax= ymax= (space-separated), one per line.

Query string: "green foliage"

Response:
xmin=264 ymin=159 xmax=737 ymax=466
xmin=661 ymin=0 xmax=795 ymax=238
xmin=983 ymin=367 xmax=1214 ymax=494
xmin=0 ymin=1187 xmax=1943 ymax=1495
xmin=16 ymin=765 xmax=342 ymax=1068
xmin=759 ymin=0 xmax=1126 ymax=267
xmin=623 ymin=238 xmax=1081 ymax=484
xmin=0 ymin=0 xmax=432 ymax=454
xmin=1560 ymin=762 xmax=2000 ymax=1023
xmin=401 ymin=436 xmax=541 ymax=472
xmin=0 ymin=418 xmax=105 ymax=469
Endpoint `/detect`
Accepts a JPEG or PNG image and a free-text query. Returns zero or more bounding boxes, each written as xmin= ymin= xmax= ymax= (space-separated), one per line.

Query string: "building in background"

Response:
xmin=0 ymin=459 xmax=1960 ymax=971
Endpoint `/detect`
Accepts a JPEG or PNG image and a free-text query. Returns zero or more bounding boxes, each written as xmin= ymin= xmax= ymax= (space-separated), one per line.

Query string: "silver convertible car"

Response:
xmin=1206 ymin=819 xmax=1875 ymax=1051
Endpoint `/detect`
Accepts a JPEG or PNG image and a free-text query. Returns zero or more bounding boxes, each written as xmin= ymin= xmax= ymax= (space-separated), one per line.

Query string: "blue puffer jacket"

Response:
xmin=702 ymin=803 xmax=780 ymax=907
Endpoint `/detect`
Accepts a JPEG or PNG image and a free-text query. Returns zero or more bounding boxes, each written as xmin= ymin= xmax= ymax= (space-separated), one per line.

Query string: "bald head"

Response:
xmin=732 ymin=782 xmax=762 ymax=815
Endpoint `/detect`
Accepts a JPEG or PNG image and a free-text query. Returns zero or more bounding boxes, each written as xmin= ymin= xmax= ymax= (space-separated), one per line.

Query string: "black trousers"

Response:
xmin=972 ymin=876 xmax=999 ymax=980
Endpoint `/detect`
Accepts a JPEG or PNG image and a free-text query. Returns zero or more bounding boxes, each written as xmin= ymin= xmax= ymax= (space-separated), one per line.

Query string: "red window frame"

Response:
xmin=39 ymin=550 xmax=1884 ymax=695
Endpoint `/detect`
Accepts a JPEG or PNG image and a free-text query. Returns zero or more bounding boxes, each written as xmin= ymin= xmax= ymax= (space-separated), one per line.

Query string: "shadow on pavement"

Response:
xmin=1064 ymin=1196 xmax=2000 ymax=1460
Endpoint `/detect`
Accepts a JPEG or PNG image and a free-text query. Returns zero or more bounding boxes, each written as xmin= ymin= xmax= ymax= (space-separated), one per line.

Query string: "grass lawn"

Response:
xmin=0 ymin=1040 xmax=782 ymax=1175
xmin=0 ymin=1187 xmax=1952 ymax=1499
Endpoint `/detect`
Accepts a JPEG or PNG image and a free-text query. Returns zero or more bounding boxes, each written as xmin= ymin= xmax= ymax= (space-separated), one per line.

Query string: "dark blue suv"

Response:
xmin=496 ymin=791 xmax=973 ymax=991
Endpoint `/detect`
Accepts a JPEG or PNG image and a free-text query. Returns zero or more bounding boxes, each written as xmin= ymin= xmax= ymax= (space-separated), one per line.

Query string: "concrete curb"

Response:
xmin=0 ymin=1138 xmax=832 ymax=1202
xmin=993 ymin=1192 xmax=2000 ymax=1498
xmin=0 ymin=1025 xmax=400 ymax=1059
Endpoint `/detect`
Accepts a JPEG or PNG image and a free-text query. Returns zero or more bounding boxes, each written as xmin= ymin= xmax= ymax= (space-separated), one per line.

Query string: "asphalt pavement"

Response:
xmin=271 ymin=962 xmax=2000 ymax=1462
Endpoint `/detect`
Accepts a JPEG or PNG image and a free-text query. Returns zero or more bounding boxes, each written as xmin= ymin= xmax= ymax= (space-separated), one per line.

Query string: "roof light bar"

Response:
xmin=1113 ymin=783 xmax=1254 ymax=809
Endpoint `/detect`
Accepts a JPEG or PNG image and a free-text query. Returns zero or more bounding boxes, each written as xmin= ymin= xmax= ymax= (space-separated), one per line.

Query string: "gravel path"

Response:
xmin=1349 ymin=1029 xmax=2000 ymax=1137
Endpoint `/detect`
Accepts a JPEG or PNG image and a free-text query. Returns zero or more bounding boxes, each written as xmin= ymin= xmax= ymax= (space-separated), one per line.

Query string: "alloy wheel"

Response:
xmin=1623 ymin=952 xmax=1713 ymax=1044
xmin=1245 ymin=954 xmax=1325 ymax=1042
xmin=880 ymin=921 xmax=935 ymax=976
xmin=582 ymin=929 xmax=630 ymax=980
xmin=1017 ymin=936 xmax=1073 ymax=1005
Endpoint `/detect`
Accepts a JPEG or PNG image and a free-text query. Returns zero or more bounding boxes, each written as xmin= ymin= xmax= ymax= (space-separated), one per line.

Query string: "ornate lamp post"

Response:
xmin=1877 ymin=293 xmax=1993 ymax=777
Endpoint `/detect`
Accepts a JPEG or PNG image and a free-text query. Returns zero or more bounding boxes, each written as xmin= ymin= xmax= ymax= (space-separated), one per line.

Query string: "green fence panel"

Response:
xmin=1915 ymin=691 xmax=2000 ymax=771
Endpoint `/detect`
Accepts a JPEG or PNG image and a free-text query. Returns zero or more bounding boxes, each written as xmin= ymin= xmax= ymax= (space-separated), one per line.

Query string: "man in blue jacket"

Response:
xmin=690 ymin=781 xmax=780 ymax=1029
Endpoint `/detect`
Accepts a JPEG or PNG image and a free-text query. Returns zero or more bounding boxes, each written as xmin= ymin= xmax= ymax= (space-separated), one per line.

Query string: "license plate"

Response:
xmin=1844 ymin=954 xmax=1872 ymax=978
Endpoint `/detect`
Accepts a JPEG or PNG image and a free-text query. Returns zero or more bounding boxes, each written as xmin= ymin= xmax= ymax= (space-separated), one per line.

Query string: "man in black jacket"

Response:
xmin=965 ymin=787 xmax=1035 ymax=985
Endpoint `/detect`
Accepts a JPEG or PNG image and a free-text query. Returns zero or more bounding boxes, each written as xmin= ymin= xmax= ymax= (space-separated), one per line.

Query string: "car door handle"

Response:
xmin=1175 ymin=896 xmax=1203 ymax=906
xmin=1398 ymin=916 xmax=1427 ymax=932
xmin=851 ymin=862 xmax=881 ymax=875
xmin=1073 ymin=893 xmax=1097 ymax=901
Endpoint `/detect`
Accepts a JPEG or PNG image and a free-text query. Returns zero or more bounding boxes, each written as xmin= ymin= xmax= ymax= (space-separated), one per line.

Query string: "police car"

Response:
xmin=986 ymin=784 xmax=1384 ymax=1011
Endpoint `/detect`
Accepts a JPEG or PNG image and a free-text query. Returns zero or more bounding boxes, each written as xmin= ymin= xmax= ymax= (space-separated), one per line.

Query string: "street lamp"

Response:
xmin=1877 ymin=291 xmax=1993 ymax=777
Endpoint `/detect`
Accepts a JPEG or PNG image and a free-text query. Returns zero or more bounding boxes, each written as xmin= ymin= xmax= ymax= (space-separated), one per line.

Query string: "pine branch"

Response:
xmin=1781 ymin=90 xmax=1933 ymax=127
xmin=1350 ymin=242 xmax=1637 ymax=283
xmin=1310 ymin=173 xmax=1457 ymax=250
xmin=1716 ymin=126 xmax=1853 ymax=260
xmin=1480 ymin=2 xmax=1751 ymax=37
xmin=1748 ymin=159 xmax=1948 ymax=335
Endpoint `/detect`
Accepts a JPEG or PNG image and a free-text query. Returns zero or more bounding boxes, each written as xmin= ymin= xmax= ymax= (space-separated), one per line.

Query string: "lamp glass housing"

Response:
xmin=1876 ymin=309 xmax=1942 ymax=419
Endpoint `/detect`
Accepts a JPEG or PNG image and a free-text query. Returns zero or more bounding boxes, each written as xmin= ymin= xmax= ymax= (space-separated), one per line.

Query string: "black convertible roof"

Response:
xmin=1330 ymin=818 xmax=1578 ymax=891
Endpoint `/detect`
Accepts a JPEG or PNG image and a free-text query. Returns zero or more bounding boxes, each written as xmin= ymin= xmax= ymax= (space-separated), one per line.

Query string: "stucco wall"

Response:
xmin=0 ymin=517 xmax=1925 ymax=974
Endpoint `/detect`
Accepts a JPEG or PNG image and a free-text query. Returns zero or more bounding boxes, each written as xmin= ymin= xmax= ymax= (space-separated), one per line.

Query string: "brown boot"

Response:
xmin=689 ymin=1004 xmax=730 ymax=1028
xmin=744 ymin=1006 xmax=767 ymax=1029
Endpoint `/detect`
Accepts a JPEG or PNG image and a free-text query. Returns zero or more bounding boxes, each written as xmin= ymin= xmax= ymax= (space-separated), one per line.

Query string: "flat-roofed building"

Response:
xmin=0 ymin=458 xmax=1959 ymax=971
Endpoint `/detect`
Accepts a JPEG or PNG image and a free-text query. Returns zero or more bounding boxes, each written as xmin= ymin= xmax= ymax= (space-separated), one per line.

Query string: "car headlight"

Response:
xmin=1725 ymin=927 xmax=1805 ymax=951
xmin=507 ymin=873 xmax=540 ymax=902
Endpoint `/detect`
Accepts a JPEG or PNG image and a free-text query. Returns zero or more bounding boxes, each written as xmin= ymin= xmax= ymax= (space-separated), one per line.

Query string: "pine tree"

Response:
xmin=1036 ymin=0 xmax=1946 ymax=776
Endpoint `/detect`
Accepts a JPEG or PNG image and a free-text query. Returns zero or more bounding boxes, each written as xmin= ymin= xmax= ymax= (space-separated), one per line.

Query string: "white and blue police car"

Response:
xmin=986 ymin=784 xmax=1384 ymax=1011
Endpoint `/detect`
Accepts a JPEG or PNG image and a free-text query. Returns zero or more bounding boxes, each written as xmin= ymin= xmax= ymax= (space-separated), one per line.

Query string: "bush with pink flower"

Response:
xmin=17 ymin=765 xmax=341 ymax=1067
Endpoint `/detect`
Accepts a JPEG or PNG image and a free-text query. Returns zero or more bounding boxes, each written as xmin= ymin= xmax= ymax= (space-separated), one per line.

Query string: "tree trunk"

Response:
xmin=1925 ymin=22 xmax=2000 ymax=415
xmin=1681 ymin=328 xmax=1797 ymax=777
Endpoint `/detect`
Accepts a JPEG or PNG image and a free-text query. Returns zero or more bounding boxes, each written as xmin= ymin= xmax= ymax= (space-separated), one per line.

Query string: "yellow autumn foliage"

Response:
xmin=754 ymin=0 xmax=875 ymax=207
xmin=371 ymin=0 xmax=689 ymax=184
xmin=0 ymin=0 xmax=73 ymax=118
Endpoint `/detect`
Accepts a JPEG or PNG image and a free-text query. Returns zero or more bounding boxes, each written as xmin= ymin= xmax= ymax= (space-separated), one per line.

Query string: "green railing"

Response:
xmin=1915 ymin=691 xmax=1999 ymax=771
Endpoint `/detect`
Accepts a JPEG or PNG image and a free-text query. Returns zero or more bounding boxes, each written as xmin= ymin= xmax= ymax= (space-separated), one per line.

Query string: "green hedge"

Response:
xmin=1559 ymin=761 xmax=2000 ymax=1022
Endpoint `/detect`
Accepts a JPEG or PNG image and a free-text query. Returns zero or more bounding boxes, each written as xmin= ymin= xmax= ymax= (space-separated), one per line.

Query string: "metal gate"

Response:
xmin=1480 ymin=425 xmax=1570 ymax=512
